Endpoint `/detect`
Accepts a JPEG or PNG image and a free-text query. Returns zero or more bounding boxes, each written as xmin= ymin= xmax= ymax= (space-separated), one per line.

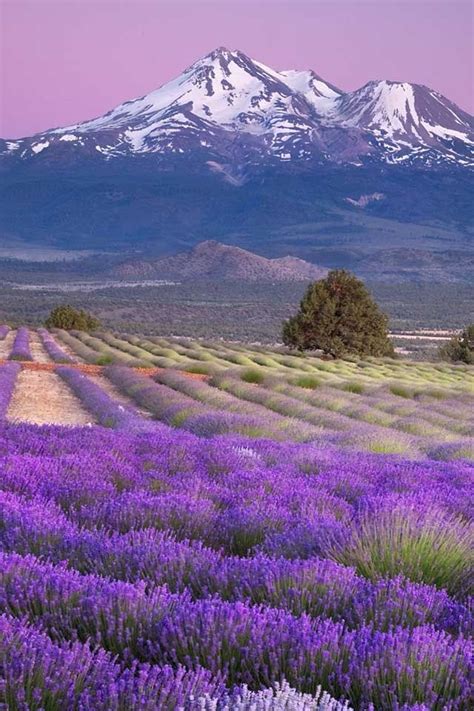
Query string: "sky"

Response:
xmin=1 ymin=0 xmax=472 ymax=138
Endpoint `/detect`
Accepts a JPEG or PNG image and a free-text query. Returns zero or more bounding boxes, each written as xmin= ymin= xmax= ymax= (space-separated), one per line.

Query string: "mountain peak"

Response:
xmin=333 ymin=79 xmax=473 ymax=153
xmin=208 ymin=45 xmax=232 ymax=56
xmin=204 ymin=46 xmax=245 ymax=61
xmin=193 ymin=240 xmax=225 ymax=253
xmin=189 ymin=46 xmax=250 ymax=71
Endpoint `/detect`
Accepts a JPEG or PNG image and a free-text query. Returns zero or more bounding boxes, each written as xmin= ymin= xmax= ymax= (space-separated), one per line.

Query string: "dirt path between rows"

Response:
xmin=28 ymin=331 xmax=52 ymax=363
xmin=0 ymin=330 xmax=16 ymax=360
xmin=52 ymin=333 xmax=84 ymax=363
xmin=89 ymin=375 xmax=153 ymax=418
xmin=7 ymin=370 xmax=94 ymax=425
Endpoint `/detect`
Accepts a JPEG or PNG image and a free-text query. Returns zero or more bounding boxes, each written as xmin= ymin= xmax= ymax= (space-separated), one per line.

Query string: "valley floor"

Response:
xmin=1 ymin=279 xmax=472 ymax=349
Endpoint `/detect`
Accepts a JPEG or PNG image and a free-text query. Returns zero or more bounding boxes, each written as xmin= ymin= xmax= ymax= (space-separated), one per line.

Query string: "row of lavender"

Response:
xmin=1 ymin=329 xmax=472 ymax=459
xmin=37 ymin=327 xmax=76 ymax=363
xmin=7 ymin=326 xmax=32 ymax=361
xmin=0 ymin=326 xmax=75 ymax=363
xmin=62 ymin=330 xmax=472 ymax=385
xmin=1 ymin=614 xmax=347 ymax=710
xmin=56 ymin=366 xmax=149 ymax=430
xmin=0 ymin=422 xmax=472 ymax=708
xmin=100 ymin=365 xmax=474 ymax=460
xmin=51 ymin=329 xmax=474 ymax=459
xmin=0 ymin=362 xmax=20 ymax=418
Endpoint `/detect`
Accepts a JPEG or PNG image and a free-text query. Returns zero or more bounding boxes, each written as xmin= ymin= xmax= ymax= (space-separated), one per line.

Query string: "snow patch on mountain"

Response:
xmin=334 ymin=81 xmax=422 ymax=137
xmin=31 ymin=141 xmax=50 ymax=154
xmin=280 ymin=69 xmax=341 ymax=102
xmin=346 ymin=193 xmax=385 ymax=208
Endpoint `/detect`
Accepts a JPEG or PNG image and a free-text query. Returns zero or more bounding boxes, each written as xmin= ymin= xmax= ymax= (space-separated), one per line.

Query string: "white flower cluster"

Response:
xmin=191 ymin=682 xmax=352 ymax=710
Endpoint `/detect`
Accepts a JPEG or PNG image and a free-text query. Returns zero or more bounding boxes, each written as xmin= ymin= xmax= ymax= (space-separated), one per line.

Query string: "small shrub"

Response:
xmin=96 ymin=355 xmax=114 ymax=366
xmin=183 ymin=363 xmax=214 ymax=375
xmin=45 ymin=305 xmax=100 ymax=331
xmin=341 ymin=382 xmax=365 ymax=394
xmin=390 ymin=385 xmax=413 ymax=399
xmin=227 ymin=354 xmax=255 ymax=366
xmin=331 ymin=503 xmax=473 ymax=597
xmin=241 ymin=369 xmax=265 ymax=384
xmin=430 ymin=442 xmax=474 ymax=462
xmin=438 ymin=324 xmax=473 ymax=364
xmin=252 ymin=355 xmax=279 ymax=367
xmin=365 ymin=439 xmax=410 ymax=455
xmin=419 ymin=388 xmax=448 ymax=400
xmin=170 ymin=409 xmax=195 ymax=427
xmin=294 ymin=375 xmax=320 ymax=390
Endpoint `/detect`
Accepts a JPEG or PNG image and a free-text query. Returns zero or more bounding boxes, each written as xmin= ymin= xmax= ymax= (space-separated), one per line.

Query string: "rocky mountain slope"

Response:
xmin=113 ymin=240 xmax=327 ymax=281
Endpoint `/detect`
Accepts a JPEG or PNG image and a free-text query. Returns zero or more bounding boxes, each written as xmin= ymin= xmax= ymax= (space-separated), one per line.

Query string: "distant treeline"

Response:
xmin=0 ymin=280 xmax=472 ymax=343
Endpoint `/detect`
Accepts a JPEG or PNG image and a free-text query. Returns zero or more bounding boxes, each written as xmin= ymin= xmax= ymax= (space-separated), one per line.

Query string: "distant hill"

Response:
xmin=113 ymin=241 xmax=328 ymax=282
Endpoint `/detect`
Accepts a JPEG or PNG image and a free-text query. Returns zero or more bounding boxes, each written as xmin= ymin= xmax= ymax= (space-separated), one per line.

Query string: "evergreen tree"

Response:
xmin=282 ymin=270 xmax=394 ymax=358
xmin=439 ymin=324 xmax=474 ymax=364
xmin=45 ymin=305 xmax=100 ymax=331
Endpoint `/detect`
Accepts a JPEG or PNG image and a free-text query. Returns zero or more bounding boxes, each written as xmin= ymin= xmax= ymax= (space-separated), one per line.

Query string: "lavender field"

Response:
xmin=0 ymin=327 xmax=473 ymax=709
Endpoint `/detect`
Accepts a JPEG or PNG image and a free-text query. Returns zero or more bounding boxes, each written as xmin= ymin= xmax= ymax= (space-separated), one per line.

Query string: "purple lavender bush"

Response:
xmin=330 ymin=496 xmax=474 ymax=597
xmin=56 ymin=366 xmax=152 ymax=431
xmin=0 ymin=362 xmax=20 ymax=418
xmin=0 ymin=375 xmax=472 ymax=710
xmin=1 ymin=551 xmax=471 ymax=708
xmin=0 ymin=324 xmax=10 ymax=340
xmin=8 ymin=327 xmax=33 ymax=361
xmin=107 ymin=365 xmax=318 ymax=440
xmin=0 ymin=614 xmax=222 ymax=710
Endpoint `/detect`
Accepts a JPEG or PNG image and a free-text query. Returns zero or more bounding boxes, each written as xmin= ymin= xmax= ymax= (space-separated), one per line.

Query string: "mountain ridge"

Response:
xmin=2 ymin=47 xmax=472 ymax=168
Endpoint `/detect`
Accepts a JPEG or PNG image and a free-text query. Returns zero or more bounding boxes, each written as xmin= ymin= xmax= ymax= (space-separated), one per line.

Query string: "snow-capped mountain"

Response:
xmin=3 ymin=47 xmax=472 ymax=167
xmin=322 ymin=80 xmax=474 ymax=166
xmin=1 ymin=47 xmax=472 ymax=279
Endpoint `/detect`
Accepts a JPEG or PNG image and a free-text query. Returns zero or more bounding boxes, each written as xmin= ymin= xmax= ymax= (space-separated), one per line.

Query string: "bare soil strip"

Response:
xmin=61 ymin=340 xmax=85 ymax=362
xmin=0 ymin=330 xmax=16 ymax=360
xmin=89 ymin=374 xmax=153 ymax=418
xmin=28 ymin=331 xmax=53 ymax=363
xmin=7 ymin=370 xmax=94 ymax=426
xmin=52 ymin=333 xmax=85 ymax=363
xmin=0 ymin=359 xmax=207 ymax=381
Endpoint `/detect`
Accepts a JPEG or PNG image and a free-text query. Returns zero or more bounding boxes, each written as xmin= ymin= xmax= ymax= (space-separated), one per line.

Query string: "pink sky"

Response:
xmin=1 ymin=0 xmax=473 ymax=138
